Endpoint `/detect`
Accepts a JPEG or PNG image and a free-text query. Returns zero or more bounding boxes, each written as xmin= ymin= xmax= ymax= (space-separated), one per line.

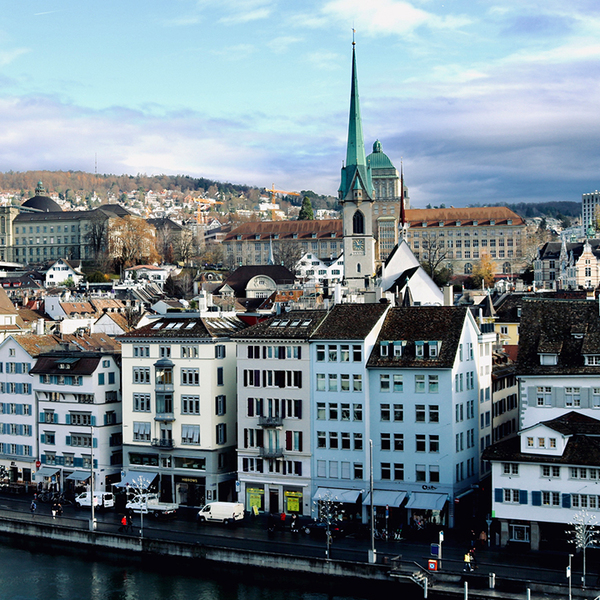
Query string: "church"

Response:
xmin=339 ymin=43 xmax=443 ymax=307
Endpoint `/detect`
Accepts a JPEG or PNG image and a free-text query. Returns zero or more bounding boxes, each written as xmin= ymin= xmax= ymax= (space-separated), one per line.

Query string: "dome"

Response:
xmin=367 ymin=140 xmax=395 ymax=170
xmin=21 ymin=182 xmax=62 ymax=212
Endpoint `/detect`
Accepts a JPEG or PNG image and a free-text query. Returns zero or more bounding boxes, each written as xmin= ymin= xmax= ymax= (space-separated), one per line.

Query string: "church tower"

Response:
xmin=339 ymin=42 xmax=376 ymax=292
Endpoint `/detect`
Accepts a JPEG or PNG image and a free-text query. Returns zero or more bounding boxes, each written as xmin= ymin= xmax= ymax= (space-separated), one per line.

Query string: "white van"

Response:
xmin=197 ymin=502 xmax=244 ymax=524
xmin=74 ymin=492 xmax=115 ymax=509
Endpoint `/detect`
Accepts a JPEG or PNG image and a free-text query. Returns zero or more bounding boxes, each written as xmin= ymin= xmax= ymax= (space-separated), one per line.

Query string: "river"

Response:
xmin=0 ymin=540 xmax=411 ymax=600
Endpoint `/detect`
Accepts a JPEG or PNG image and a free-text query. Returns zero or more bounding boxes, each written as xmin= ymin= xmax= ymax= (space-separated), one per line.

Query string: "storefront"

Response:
xmin=313 ymin=487 xmax=362 ymax=520
xmin=246 ymin=486 xmax=265 ymax=514
xmin=405 ymin=492 xmax=448 ymax=528
xmin=34 ymin=466 xmax=60 ymax=491
xmin=363 ymin=490 xmax=407 ymax=531
xmin=175 ymin=474 xmax=206 ymax=507
xmin=284 ymin=489 xmax=303 ymax=514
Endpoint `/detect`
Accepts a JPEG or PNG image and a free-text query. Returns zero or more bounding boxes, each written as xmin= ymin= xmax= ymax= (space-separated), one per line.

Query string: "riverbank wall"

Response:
xmin=0 ymin=513 xmax=590 ymax=600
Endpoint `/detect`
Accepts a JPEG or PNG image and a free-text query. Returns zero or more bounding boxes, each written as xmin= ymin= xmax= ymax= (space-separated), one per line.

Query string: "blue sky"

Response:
xmin=1 ymin=1 xmax=600 ymax=207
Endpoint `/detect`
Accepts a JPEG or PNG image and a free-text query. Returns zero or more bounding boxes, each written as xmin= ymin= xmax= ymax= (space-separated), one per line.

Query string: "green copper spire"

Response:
xmin=339 ymin=43 xmax=373 ymax=201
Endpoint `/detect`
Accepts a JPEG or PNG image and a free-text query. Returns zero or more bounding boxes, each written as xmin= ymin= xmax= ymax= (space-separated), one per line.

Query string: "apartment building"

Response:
xmin=119 ymin=313 xmax=244 ymax=506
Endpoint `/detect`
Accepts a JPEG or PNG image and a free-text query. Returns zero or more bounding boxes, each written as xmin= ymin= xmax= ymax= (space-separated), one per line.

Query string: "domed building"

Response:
xmin=0 ymin=181 xmax=132 ymax=265
xmin=366 ymin=140 xmax=410 ymax=262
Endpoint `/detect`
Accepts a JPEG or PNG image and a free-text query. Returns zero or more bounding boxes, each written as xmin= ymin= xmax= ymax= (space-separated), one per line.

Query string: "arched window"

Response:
xmin=503 ymin=262 xmax=511 ymax=274
xmin=464 ymin=263 xmax=473 ymax=275
xmin=357 ymin=263 xmax=362 ymax=274
xmin=353 ymin=211 xmax=365 ymax=234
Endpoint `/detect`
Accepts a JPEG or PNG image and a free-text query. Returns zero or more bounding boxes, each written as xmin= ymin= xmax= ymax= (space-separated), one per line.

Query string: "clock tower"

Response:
xmin=339 ymin=42 xmax=375 ymax=292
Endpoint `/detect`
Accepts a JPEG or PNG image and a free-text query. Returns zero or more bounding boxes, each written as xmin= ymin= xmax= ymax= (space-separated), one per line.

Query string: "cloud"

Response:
xmin=267 ymin=36 xmax=303 ymax=54
xmin=0 ymin=48 xmax=29 ymax=67
xmin=306 ymin=51 xmax=343 ymax=71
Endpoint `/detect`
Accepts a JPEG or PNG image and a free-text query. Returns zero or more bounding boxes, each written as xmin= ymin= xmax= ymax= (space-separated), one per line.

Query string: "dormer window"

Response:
xmin=255 ymin=234 xmax=260 ymax=240
xmin=330 ymin=232 xmax=336 ymax=238
xmin=393 ymin=341 xmax=403 ymax=357
xmin=456 ymin=221 xmax=461 ymax=227
xmin=293 ymin=233 xmax=298 ymax=239
xmin=380 ymin=341 xmax=389 ymax=357
xmin=274 ymin=234 xmax=279 ymax=240
xmin=429 ymin=341 xmax=439 ymax=357
xmin=507 ymin=220 xmax=512 ymax=225
xmin=311 ymin=233 xmax=317 ymax=238
xmin=438 ymin=221 xmax=444 ymax=227
xmin=539 ymin=354 xmax=558 ymax=365
xmin=422 ymin=222 xmax=427 ymax=228
xmin=473 ymin=220 xmax=478 ymax=226
xmin=585 ymin=355 xmax=600 ymax=366
xmin=415 ymin=341 xmax=424 ymax=358
xmin=236 ymin=235 xmax=242 ymax=240
xmin=490 ymin=220 xmax=495 ymax=226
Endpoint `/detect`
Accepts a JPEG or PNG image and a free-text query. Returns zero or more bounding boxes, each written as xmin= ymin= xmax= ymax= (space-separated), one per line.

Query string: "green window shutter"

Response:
xmin=531 ymin=491 xmax=541 ymax=506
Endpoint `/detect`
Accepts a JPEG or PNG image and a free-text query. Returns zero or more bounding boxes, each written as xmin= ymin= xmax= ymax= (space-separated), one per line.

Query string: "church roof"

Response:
xmin=20 ymin=181 xmax=63 ymax=212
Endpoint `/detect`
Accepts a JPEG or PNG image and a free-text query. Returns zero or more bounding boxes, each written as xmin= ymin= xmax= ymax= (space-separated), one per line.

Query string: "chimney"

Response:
xmin=443 ymin=285 xmax=454 ymax=307
xmin=36 ymin=318 xmax=45 ymax=335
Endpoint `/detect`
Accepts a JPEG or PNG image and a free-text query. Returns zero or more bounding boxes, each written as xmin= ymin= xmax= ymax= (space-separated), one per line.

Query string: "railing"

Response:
xmin=154 ymin=413 xmax=175 ymax=422
xmin=259 ymin=447 xmax=284 ymax=459
xmin=258 ymin=416 xmax=283 ymax=428
xmin=151 ymin=438 xmax=174 ymax=448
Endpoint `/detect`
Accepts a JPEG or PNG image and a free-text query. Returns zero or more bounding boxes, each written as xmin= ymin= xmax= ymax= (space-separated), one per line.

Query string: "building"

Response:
xmin=403 ymin=207 xmax=525 ymax=277
xmin=0 ymin=182 xmax=133 ymax=264
xmin=582 ymin=190 xmax=600 ymax=230
xmin=295 ymin=253 xmax=344 ymax=287
xmin=44 ymin=258 xmax=84 ymax=288
xmin=484 ymin=298 xmax=600 ymax=549
xmin=234 ymin=310 xmax=328 ymax=515
xmin=31 ymin=346 xmax=122 ymax=495
xmin=534 ymin=239 xmax=600 ymax=291
xmin=118 ymin=313 xmax=245 ymax=507
xmin=221 ymin=220 xmax=343 ymax=269
xmin=367 ymin=306 xmax=494 ymax=529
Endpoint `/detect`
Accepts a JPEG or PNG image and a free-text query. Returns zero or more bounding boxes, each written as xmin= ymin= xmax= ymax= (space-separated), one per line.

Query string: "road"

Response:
xmin=1 ymin=492 xmax=597 ymax=591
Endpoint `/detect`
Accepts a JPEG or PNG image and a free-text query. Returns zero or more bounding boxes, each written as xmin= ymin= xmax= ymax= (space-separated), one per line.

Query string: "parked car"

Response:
xmin=302 ymin=519 xmax=345 ymax=538
xmin=197 ymin=502 xmax=244 ymax=524
xmin=125 ymin=494 xmax=177 ymax=518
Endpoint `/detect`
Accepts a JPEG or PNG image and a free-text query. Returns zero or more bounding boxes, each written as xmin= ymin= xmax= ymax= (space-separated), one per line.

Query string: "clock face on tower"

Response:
xmin=352 ymin=238 xmax=365 ymax=252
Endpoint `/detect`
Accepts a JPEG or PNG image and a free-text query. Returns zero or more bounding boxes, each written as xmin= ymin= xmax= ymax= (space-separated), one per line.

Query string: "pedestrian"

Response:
xmin=279 ymin=511 xmax=286 ymax=530
xmin=51 ymin=501 xmax=58 ymax=519
xmin=463 ymin=551 xmax=472 ymax=572
xmin=119 ymin=515 xmax=127 ymax=533
xmin=479 ymin=530 xmax=487 ymax=548
xmin=126 ymin=514 xmax=133 ymax=533
xmin=30 ymin=500 xmax=36 ymax=518
xmin=57 ymin=503 xmax=63 ymax=517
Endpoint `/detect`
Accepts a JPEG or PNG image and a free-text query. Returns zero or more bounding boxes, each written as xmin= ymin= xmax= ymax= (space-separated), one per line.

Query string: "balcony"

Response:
xmin=154 ymin=413 xmax=175 ymax=422
xmin=258 ymin=415 xmax=283 ymax=428
xmin=259 ymin=447 xmax=284 ymax=459
xmin=151 ymin=438 xmax=174 ymax=449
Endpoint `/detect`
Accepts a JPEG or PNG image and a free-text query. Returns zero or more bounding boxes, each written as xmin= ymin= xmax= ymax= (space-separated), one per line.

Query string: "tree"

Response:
xmin=84 ymin=211 xmax=109 ymax=261
xmin=108 ymin=215 xmax=160 ymax=271
xmin=570 ymin=509 xmax=600 ymax=588
xmin=471 ymin=250 xmax=496 ymax=289
xmin=312 ymin=490 xmax=343 ymax=559
xmin=176 ymin=229 xmax=195 ymax=265
xmin=420 ymin=233 xmax=450 ymax=282
xmin=164 ymin=275 xmax=183 ymax=298
xmin=87 ymin=271 xmax=109 ymax=283
xmin=298 ymin=196 xmax=314 ymax=220
xmin=273 ymin=241 xmax=303 ymax=272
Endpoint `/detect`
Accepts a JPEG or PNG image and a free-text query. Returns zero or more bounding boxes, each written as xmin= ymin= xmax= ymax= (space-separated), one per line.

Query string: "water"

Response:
xmin=0 ymin=541 xmax=394 ymax=600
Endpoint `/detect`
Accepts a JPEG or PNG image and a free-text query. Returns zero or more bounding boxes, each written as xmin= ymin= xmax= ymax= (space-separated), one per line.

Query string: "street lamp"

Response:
xmin=368 ymin=439 xmax=376 ymax=564
xmin=567 ymin=553 xmax=572 ymax=600
xmin=89 ymin=424 xmax=96 ymax=532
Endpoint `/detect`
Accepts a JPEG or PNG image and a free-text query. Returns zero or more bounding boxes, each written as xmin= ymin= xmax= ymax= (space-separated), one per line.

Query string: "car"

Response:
xmin=302 ymin=519 xmax=345 ymax=538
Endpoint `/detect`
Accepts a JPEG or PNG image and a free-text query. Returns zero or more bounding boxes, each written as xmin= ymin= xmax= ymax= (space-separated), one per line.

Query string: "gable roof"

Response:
xmin=367 ymin=306 xmax=468 ymax=369
xmin=216 ymin=265 xmax=296 ymax=297
xmin=516 ymin=298 xmax=600 ymax=376
xmin=233 ymin=310 xmax=328 ymax=340
xmin=223 ymin=219 xmax=342 ymax=242
xmin=311 ymin=303 xmax=389 ymax=340
xmin=404 ymin=206 xmax=524 ymax=228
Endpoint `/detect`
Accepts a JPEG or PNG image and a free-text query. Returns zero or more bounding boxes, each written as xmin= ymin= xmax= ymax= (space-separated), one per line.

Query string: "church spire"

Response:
xmin=339 ymin=39 xmax=373 ymax=201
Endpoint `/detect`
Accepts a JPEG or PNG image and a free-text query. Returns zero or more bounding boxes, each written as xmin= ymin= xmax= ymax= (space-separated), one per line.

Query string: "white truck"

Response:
xmin=197 ymin=501 xmax=244 ymax=525
xmin=125 ymin=493 xmax=178 ymax=518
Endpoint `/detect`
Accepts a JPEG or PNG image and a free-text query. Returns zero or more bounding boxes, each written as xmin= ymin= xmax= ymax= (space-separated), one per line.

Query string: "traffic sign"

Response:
xmin=428 ymin=560 xmax=438 ymax=571
xmin=35 ymin=460 xmax=41 ymax=469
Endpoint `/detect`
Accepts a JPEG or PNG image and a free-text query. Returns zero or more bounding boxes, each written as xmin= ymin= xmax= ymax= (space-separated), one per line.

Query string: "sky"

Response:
xmin=1 ymin=1 xmax=600 ymax=208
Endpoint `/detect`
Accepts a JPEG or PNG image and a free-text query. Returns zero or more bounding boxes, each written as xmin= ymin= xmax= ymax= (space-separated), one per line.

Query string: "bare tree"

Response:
xmin=176 ymin=229 xmax=195 ymax=265
xmin=420 ymin=232 xmax=450 ymax=278
xmin=273 ymin=241 xmax=303 ymax=273
xmin=570 ymin=509 xmax=600 ymax=588
xmin=84 ymin=211 xmax=109 ymax=261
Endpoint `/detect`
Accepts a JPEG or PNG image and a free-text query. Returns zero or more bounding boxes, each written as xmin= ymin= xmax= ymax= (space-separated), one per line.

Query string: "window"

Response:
xmin=541 ymin=465 xmax=560 ymax=478
xmin=352 ymin=345 xmax=362 ymax=362
xmin=429 ymin=435 xmax=439 ymax=453
xmin=429 ymin=405 xmax=439 ymax=422
xmin=380 ymin=374 xmax=390 ymax=391
xmin=215 ymin=345 xmax=226 ymax=359
xmin=381 ymin=404 xmax=390 ymax=421
xmin=160 ymin=346 xmax=171 ymax=358
xmin=381 ymin=433 xmax=391 ymax=450
xmin=503 ymin=489 xmax=521 ymax=503
xmin=181 ymin=424 xmax=200 ymax=445
xmin=354 ymin=433 xmax=363 ymax=450
xmin=215 ymin=395 xmax=226 ymax=416
xmin=316 ymin=402 xmax=326 ymax=420
xmin=416 ymin=434 xmax=426 ymax=452
xmin=536 ymin=387 xmax=552 ymax=406
xmin=329 ymin=432 xmax=339 ymax=449
xmin=340 ymin=345 xmax=350 ymax=362
xmin=353 ymin=374 xmax=362 ymax=391
xmin=341 ymin=432 xmax=351 ymax=450
xmin=329 ymin=403 xmax=338 ymax=420
xmin=316 ymin=345 xmax=325 ymax=362
xmin=316 ymin=374 xmax=326 ymax=391
xmin=341 ymin=403 xmax=350 ymax=421
xmin=354 ymin=463 xmax=363 ymax=480
xmin=394 ymin=433 xmax=404 ymax=451
xmin=181 ymin=395 xmax=200 ymax=414
xmin=216 ymin=423 xmax=227 ymax=445
xmin=565 ymin=387 xmax=581 ymax=407
xmin=415 ymin=375 xmax=425 ymax=393
xmin=328 ymin=345 xmax=338 ymax=362
xmin=502 ymin=463 xmax=519 ymax=475
xmin=394 ymin=463 xmax=404 ymax=481
xmin=393 ymin=374 xmax=403 ymax=392
xmin=394 ymin=404 xmax=403 ymax=421
xmin=415 ymin=405 xmax=426 ymax=422
xmin=217 ymin=367 xmax=224 ymax=386
xmin=133 ymin=422 xmax=151 ymax=442
xmin=182 ymin=345 xmax=199 ymax=358
xmin=353 ymin=404 xmax=363 ymax=421
xmin=416 ymin=464 xmax=426 ymax=482
xmin=328 ymin=374 xmax=338 ymax=392
xmin=381 ymin=463 xmax=391 ymax=480
xmin=429 ymin=465 xmax=440 ymax=482
xmin=340 ymin=374 xmax=350 ymax=391
xmin=181 ymin=369 xmax=199 ymax=386
xmin=133 ymin=367 xmax=150 ymax=384
xmin=428 ymin=375 xmax=438 ymax=393
xmin=317 ymin=431 xmax=326 ymax=448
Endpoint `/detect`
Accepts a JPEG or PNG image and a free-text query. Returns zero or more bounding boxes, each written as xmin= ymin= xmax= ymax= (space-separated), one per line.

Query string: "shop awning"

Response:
xmin=66 ymin=471 xmax=91 ymax=482
xmin=405 ymin=492 xmax=447 ymax=511
xmin=312 ymin=487 xmax=361 ymax=503
xmin=34 ymin=467 xmax=60 ymax=481
xmin=363 ymin=490 xmax=406 ymax=507
xmin=113 ymin=470 xmax=158 ymax=489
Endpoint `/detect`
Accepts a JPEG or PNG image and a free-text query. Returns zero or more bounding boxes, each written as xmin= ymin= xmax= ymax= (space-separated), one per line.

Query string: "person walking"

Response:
xmin=463 ymin=551 xmax=472 ymax=572
xmin=30 ymin=500 xmax=36 ymax=518
xmin=126 ymin=513 xmax=133 ymax=533
xmin=51 ymin=501 xmax=58 ymax=519
xmin=119 ymin=515 xmax=127 ymax=533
